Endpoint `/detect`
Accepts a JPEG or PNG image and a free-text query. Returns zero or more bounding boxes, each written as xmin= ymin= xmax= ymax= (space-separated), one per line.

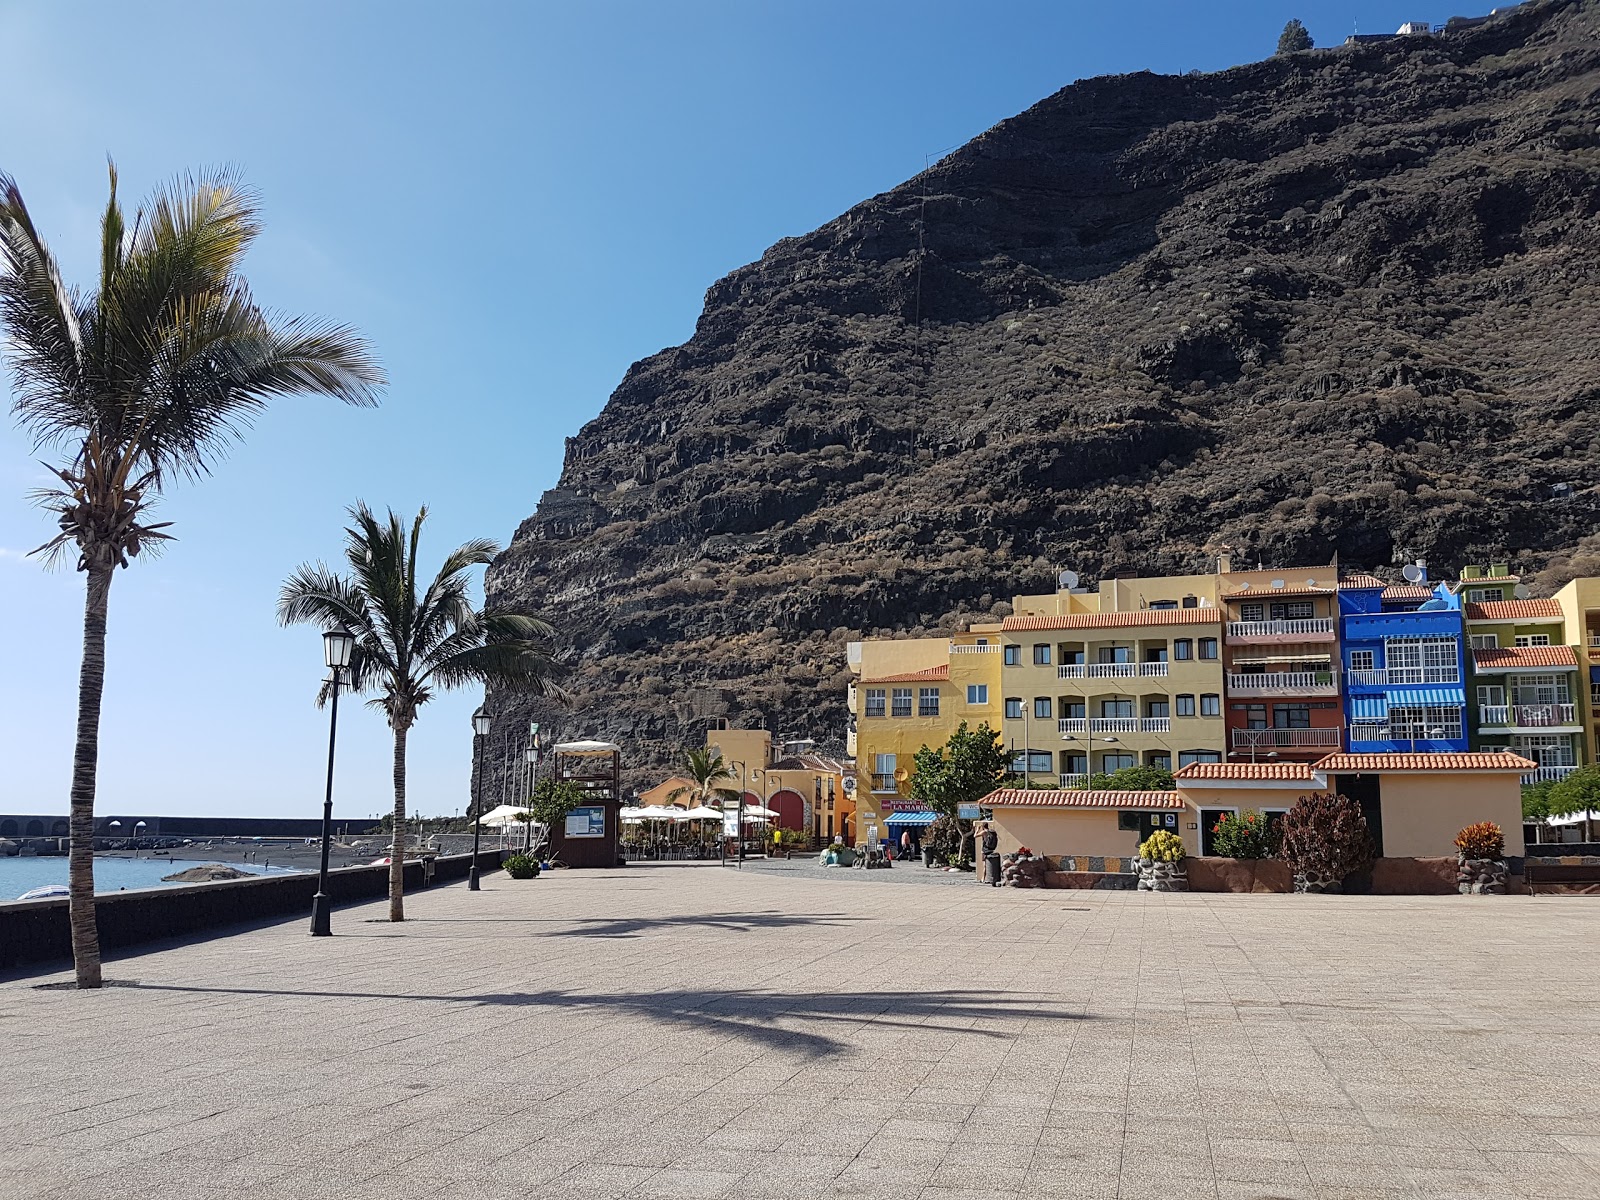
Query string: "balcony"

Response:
xmin=1057 ymin=662 xmax=1169 ymax=679
xmin=1346 ymin=667 xmax=1460 ymax=686
xmin=950 ymin=644 xmax=1002 ymax=654
xmin=1524 ymin=764 xmax=1579 ymax=784
xmin=1059 ymin=773 xmax=1089 ymax=788
xmin=1479 ymin=703 xmax=1578 ymax=729
xmin=1348 ymin=726 xmax=1464 ymax=745
xmin=1058 ymin=717 xmax=1170 ymax=734
xmin=1226 ymin=671 xmax=1339 ymax=696
xmin=1231 ymin=727 xmax=1341 ymax=749
xmin=845 ymin=730 xmax=857 ymax=757
xmin=1226 ymin=618 xmax=1336 ymax=642
xmin=870 ymin=773 xmax=897 ymax=793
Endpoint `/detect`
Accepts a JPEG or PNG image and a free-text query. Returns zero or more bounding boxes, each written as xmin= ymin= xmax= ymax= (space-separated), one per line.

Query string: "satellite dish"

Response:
xmin=1513 ymin=584 xmax=1531 ymax=600
xmin=1058 ymin=569 xmax=1079 ymax=590
xmin=893 ymin=767 xmax=909 ymax=782
xmin=1402 ymin=563 xmax=1425 ymax=583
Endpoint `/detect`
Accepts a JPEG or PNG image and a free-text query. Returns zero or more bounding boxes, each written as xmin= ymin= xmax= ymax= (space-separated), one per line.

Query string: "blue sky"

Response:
xmin=0 ymin=1 xmax=1471 ymax=818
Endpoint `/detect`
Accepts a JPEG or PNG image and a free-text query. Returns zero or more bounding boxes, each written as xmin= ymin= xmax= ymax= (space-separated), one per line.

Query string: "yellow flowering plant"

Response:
xmin=1139 ymin=829 xmax=1186 ymax=863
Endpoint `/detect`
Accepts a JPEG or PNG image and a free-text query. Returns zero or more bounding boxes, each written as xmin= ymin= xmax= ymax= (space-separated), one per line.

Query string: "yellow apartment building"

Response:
xmin=1554 ymin=575 xmax=1600 ymax=767
xmin=703 ymin=725 xmax=851 ymax=841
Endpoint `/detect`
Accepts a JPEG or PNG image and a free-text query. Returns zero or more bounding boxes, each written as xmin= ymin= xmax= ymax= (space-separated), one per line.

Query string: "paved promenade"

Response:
xmin=5 ymin=863 xmax=1598 ymax=1200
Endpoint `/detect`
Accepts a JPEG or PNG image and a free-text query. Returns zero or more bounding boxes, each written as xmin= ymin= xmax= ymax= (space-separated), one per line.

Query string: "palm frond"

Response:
xmin=0 ymin=173 xmax=85 ymax=438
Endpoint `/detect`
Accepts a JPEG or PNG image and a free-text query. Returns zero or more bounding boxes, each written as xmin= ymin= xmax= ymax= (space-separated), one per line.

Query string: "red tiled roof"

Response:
xmin=1381 ymin=585 xmax=1436 ymax=601
xmin=1000 ymin=609 xmax=1219 ymax=631
xmin=1174 ymin=762 xmax=1318 ymax=781
xmin=863 ymin=665 xmax=949 ymax=683
xmin=1314 ymin=752 xmax=1538 ymax=772
xmin=1471 ymin=645 xmax=1579 ymax=670
xmin=1465 ymin=599 xmax=1562 ymax=621
xmin=1338 ymin=574 xmax=1387 ymax=590
xmin=981 ymin=788 xmax=1183 ymax=810
xmin=1222 ymin=585 xmax=1334 ymax=599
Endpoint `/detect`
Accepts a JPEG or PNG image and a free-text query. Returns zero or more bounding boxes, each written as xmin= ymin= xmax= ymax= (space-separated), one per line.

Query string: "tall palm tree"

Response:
xmin=668 ymin=748 xmax=739 ymax=808
xmin=0 ymin=165 xmax=383 ymax=989
xmin=278 ymin=504 xmax=561 ymax=921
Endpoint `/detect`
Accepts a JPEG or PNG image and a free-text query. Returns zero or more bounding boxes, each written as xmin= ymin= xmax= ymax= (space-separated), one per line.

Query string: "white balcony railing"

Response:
xmin=1057 ymin=717 xmax=1088 ymax=733
xmin=1227 ymin=672 xmax=1338 ymax=692
xmin=1349 ymin=724 xmax=1391 ymax=743
xmin=1349 ymin=726 xmax=1464 ymax=744
xmin=1524 ymin=765 xmax=1579 ymax=784
xmin=1056 ymin=662 xmax=1170 ymax=679
xmin=1480 ymin=703 xmax=1577 ymax=728
xmin=1059 ymin=773 xmax=1089 ymax=788
xmin=1589 ymin=636 xmax=1600 ymax=648
xmin=1057 ymin=717 xmax=1167 ymax=733
xmin=1088 ymin=717 xmax=1138 ymax=733
xmin=1141 ymin=717 xmax=1171 ymax=733
xmin=1226 ymin=618 xmax=1335 ymax=639
xmin=1232 ymin=727 xmax=1341 ymax=749
xmin=1345 ymin=667 xmax=1460 ymax=686
xmin=950 ymin=644 xmax=1002 ymax=654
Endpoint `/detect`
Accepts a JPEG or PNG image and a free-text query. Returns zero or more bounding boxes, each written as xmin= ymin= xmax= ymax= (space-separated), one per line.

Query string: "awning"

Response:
xmin=1386 ymin=687 xmax=1465 ymax=707
xmin=885 ymin=811 xmax=936 ymax=826
xmin=1351 ymin=695 xmax=1389 ymax=720
xmin=1231 ymin=653 xmax=1332 ymax=665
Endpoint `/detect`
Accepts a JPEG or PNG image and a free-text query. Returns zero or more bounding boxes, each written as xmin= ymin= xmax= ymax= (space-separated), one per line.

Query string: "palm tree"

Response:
xmin=0 ymin=165 xmax=383 ymax=988
xmin=278 ymin=504 xmax=561 ymax=921
xmin=668 ymin=747 xmax=739 ymax=808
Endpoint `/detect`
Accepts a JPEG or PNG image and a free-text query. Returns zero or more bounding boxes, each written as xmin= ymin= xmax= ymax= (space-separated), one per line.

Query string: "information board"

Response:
xmin=565 ymin=806 xmax=605 ymax=839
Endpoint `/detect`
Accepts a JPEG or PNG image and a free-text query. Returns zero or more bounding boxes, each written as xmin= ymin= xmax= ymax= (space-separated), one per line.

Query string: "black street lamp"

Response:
xmin=524 ymin=741 xmax=540 ymax=854
xmin=310 ymin=625 xmax=355 ymax=937
xmin=468 ymin=708 xmax=492 ymax=891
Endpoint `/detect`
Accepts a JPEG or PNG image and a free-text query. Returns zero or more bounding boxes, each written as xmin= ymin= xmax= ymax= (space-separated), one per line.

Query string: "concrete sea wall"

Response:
xmin=0 ymin=849 xmax=504 ymax=971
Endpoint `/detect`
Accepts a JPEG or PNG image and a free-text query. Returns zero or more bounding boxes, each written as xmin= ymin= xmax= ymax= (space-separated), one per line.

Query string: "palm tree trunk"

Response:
xmin=69 ymin=562 xmax=114 ymax=989
xmin=388 ymin=723 xmax=409 ymax=921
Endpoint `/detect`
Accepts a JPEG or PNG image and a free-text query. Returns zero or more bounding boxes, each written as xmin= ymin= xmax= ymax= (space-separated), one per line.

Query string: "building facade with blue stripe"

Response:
xmin=1338 ymin=575 xmax=1469 ymax=753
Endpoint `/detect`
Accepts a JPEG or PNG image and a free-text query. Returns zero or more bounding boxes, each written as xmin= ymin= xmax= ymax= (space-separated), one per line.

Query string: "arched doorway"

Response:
xmin=0 ymin=819 xmax=16 ymax=837
xmin=24 ymin=819 xmax=44 ymax=837
xmin=768 ymin=789 xmax=804 ymax=831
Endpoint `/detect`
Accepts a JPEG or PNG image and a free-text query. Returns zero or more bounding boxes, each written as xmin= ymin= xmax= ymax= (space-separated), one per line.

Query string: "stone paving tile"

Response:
xmin=5 ymin=871 xmax=1600 ymax=1199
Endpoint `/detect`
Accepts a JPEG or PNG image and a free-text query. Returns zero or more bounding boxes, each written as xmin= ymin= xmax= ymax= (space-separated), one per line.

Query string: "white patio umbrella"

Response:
xmin=636 ymin=806 xmax=680 ymax=820
xmin=680 ymin=806 xmax=723 ymax=820
xmin=477 ymin=804 xmax=533 ymax=827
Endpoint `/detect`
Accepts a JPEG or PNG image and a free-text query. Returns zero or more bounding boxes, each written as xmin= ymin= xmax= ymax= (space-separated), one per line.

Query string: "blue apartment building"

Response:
xmin=1338 ymin=574 xmax=1469 ymax=752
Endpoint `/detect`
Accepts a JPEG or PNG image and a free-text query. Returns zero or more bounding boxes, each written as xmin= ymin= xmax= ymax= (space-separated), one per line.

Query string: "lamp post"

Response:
xmin=524 ymin=741 xmax=540 ymax=854
xmin=310 ymin=624 xmax=355 ymax=938
xmin=730 ymin=760 xmax=746 ymax=868
xmin=468 ymin=708 xmax=492 ymax=890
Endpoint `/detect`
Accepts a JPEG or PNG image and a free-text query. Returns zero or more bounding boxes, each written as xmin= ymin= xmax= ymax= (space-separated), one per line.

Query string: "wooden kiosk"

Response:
xmin=548 ymin=739 xmax=623 ymax=868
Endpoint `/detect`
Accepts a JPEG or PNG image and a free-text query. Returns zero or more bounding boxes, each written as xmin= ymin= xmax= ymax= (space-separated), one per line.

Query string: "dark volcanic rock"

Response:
xmin=485 ymin=1 xmax=1600 ymax=787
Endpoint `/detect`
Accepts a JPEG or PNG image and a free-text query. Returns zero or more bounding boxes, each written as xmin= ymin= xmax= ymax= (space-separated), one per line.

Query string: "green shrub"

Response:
xmin=503 ymin=853 xmax=541 ymax=879
xmin=1139 ymin=829 xmax=1186 ymax=863
xmin=1210 ymin=810 xmax=1281 ymax=859
xmin=1278 ymin=793 xmax=1374 ymax=883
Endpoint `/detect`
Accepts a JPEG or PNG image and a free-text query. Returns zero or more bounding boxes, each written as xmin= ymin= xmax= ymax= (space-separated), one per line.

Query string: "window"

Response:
xmin=1349 ymin=650 xmax=1375 ymax=672
xmin=865 ymin=688 xmax=886 ymax=718
xmin=1387 ymin=705 xmax=1464 ymax=741
xmin=1173 ymin=639 xmax=1193 ymax=660
xmin=1273 ymin=703 xmax=1311 ymax=729
xmin=1101 ymin=753 xmax=1135 ymax=772
xmin=1060 ymin=649 xmax=1085 ymax=665
xmin=891 ymin=688 xmax=912 ymax=718
xmin=1145 ymin=646 xmax=1168 ymax=662
xmin=1200 ymin=693 xmax=1221 ymax=716
xmin=1198 ymin=638 xmax=1219 ymax=660
xmin=919 ymin=687 xmax=940 ymax=717
xmin=1063 ymin=700 xmax=1085 ymax=719
xmin=1148 ymin=600 xmax=1178 ymax=610
xmin=1004 ymin=697 xmax=1024 ymax=719
xmin=966 ymin=684 xmax=989 ymax=706
xmin=1515 ymin=634 xmax=1551 ymax=647
xmin=1242 ymin=703 xmax=1267 ymax=730
xmin=1003 ymin=645 xmax=1020 ymax=666
xmin=1098 ymin=645 xmax=1133 ymax=664
xmin=1179 ymin=750 xmax=1222 ymax=767
xmin=1147 ymin=752 xmax=1172 ymax=770
xmin=1034 ymin=697 xmax=1053 ymax=719
xmin=1147 ymin=699 xmax=1170 ymax=718
xmin=1384 ymin=637 xmax=1458 ymax=684
xmin=1477 ymin=684 xmax=1505 ymax=708
xmin=1512 ymin=674 xmax=1568 ymax=705
xmin=871 ymin=753 xmax=897 ymax=793
xmin=1101 ymin=698 xmax=1133 ymax=718
xmin=1239 ymin=602 xmax=1264 ymax=622
xmin=1470 ymin=634 xmax=1499 ymax=650
xmin=1467 ymin=587 xmax=1505 ymax=603
xmin=1176 ymin=694 xmax=1196 ymax=717
xmin=1270 ymin=600 xmax=1314 ymax=620
xmin=1181 ymin=595 xmax=1199 ymax=608
xmin=1061 ymin=752 xmax=1087 ymax=775
xmin=1010 ymin=749 xmax=1054 ymax=774
xmin=1032 ymin=644 xmax=1052 ymax=666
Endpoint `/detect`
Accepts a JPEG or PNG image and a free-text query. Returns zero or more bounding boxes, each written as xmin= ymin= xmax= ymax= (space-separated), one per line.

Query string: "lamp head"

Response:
xmin=322 ymin=625 xmax=355 ymax=670
xmin=472 ymin=708 xmax=492 ymax=737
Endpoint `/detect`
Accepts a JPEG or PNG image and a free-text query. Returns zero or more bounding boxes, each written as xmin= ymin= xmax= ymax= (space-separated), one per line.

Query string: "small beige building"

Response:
xmin=983 ymin=788 xmax=1185 ymax=862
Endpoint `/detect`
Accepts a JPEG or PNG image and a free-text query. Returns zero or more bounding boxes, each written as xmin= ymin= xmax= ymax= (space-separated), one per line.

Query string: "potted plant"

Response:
xmin=1455 ymin=821 xmax=1507 ymax=894
xmin=1136 ymin=830 xmax=1188 ymax=891
xmin=503 ymin=853 xmax=541 ymax=880
xmin=1278 ymin=792 xmax=1374 ymax=893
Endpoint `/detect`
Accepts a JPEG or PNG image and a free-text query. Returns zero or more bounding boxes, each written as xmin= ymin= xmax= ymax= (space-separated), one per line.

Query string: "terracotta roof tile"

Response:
xmin=1471 ymin=645 xmax=1579 ymax=670
xmin=1338 ymin=574 xmax=1387 ymax=590
xmin=863 ymin=665 xmax=950 ymax=683
xmin=1174 ymin=762 xmax=1318 ymax=781
xmin=1315 ymin=752 xmax=1538 ymax=772
xmin=1000 ymin=609 xmax=1219 ymax=631
xmin=1222 ymin=585 xmax=1335 ymax=599
xmin=1465 ymin=599 xmax=1562 ymax=621
xmin=1381 ymin=585 xmax=1436 ymax=601
xmin=981 ymin=788 xmax=1184 ymax=809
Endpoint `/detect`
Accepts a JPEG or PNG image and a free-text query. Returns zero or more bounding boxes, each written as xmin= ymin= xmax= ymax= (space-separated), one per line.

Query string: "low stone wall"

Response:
xmin=1041 ymin=871 xmax=1138 ymax=890
xmin=1372 ymin=857 xmax=1458 ymax=895
xmin=0 ymin=849 xmax=503 ymax=971
xmin=1186 ymin=857 xmax=1460 ymax=895
xmin=1186 ymin=858 xmax=1292 ymax=893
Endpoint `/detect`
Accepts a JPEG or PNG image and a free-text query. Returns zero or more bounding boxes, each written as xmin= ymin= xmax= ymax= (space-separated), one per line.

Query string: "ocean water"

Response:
xmin=0 ymin=856 xmax=303 ymax=900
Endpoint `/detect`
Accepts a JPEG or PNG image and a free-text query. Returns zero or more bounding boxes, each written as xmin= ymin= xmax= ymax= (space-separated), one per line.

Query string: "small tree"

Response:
xmin=527 ymin=778 xmax=586 ymax=856
xmin=910 ymin=721 xmax=1014 ymax=863
xmin=1082 ymin=764 xmax=1174 ymax=792
xmin=1277 ymin=19 xmax=1313 ymax=53
xmin=1279 ymin=792 xmax=1374 ymax=889
xmin=1550 ymin=765 xmax=1600 ymax=842
xmin=1210 ymin=810 xmax=1281 ymax=859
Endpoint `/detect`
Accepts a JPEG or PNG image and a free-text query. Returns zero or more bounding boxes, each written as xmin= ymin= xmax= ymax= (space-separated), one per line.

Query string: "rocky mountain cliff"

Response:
xmin=485 ymin=0 xmax=1600 ymax=782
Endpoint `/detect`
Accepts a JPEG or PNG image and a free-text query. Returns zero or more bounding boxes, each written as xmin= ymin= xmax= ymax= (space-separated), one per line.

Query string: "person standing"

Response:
xmin=980 ymin=822 xmax=1000 ymax=886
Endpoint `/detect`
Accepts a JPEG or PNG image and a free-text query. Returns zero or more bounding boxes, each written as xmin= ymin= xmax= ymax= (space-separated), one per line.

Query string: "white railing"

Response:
xmin=1349 ymin=726 xmax=1464 ymax=744
xmin=1141 ymin=717 xmax=1171 ymax=733
xmin=1523 ymin=765 xmax=1578 ymax=784
xmin=1089 ymin=717 xmax=1139 ymax=733
xmin=1226 ymin=618 xmax=1335 ymax=639
xmin=1232 ymin=727 xmax=1341 ymax=748
xmin=870 ymin=773 xmax=896 ymax=793
xmin=1589 ymin=636 xmax=1600 ymax=648
xmin=1058 ymin=716 xmax=1167 ymax=733
xmin=1227 ymin=672 xmax=1338 ymax=692
xmin=1059 ymin=773 xmax=1089 ymax=788
xmin=1056 ymin=662 xmax=1170 ymax=679
xmin=950 ymin=644 xmax=1001 ymax=654
xmin=1345 ymin=667 xmax=1460 ymax=686
xmin=1058 ymin=718 xmax=1087 ymax=733
xmin=1349 ymin=724 xmax=1391 ymax=742
xmin=1480 ymin=703 xmax=1577 ymax=728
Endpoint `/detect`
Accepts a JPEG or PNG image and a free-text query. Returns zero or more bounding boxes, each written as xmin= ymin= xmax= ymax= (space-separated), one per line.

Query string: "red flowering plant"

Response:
xmin=1454 ymin=821 xmax=1504 ymax=861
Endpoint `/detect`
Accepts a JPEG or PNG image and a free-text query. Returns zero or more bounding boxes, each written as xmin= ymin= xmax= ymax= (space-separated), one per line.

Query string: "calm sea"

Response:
xmin=0 ymin=857 xmax=303 ymax=900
